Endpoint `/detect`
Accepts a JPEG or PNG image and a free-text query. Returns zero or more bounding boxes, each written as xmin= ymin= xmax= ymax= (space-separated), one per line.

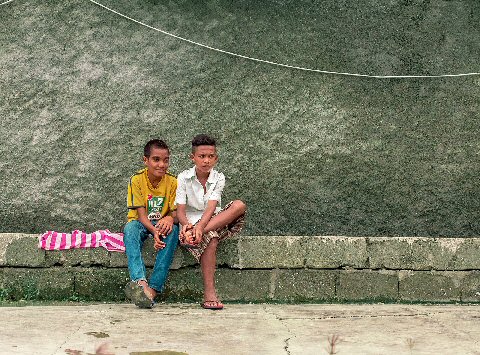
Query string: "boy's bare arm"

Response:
xmin=193 ymin=200 xmax=218 ymax=242
xmin=170 ymin=210 xmax=178 ymax=224
xmin=176 ymin=204 xmax=189 ymax=226
xmin=176 ymin=204 xmax=193 ymax=240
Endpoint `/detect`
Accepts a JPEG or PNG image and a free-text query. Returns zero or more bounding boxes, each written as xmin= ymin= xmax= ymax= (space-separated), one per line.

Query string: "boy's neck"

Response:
xmin=147 ymin=169 xmax=162 ymax=187
xmin=195 ymin=167 xmax=210 ymax=181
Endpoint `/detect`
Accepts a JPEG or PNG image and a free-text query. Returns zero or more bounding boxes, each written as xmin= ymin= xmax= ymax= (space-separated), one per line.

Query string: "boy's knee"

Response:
xmin=124 ymin=220 xmax=140 ymax=232
xmin=123 ymin=220 xmax=144 ymax=239
xmin=232 ymin=200 xmax=247 ymax=213
xmin=164 ymin=224 xmax=179 ymax=241
xmin=170 ymin=224 xmax=179 ymax=235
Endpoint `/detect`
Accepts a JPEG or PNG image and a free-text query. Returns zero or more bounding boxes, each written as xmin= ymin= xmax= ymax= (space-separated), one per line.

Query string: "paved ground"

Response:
xmin=0 ymin=303 xmax=479 ymax=355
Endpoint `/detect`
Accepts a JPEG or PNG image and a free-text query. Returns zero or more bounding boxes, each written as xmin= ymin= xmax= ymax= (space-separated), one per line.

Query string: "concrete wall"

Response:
xmin=1 ymin=234 xmax=479 ymax=303
xmin=1 ymin=0 xmax=479 ymax=237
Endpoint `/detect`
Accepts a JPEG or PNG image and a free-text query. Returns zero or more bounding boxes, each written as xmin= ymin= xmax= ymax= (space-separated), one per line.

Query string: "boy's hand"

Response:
xmin=180 ymin=224 xmax=194 ymax=244
xmin=192 ymin=226 xmax=204 ymax=245
xmin=153 ymin=230 xmax=166 ymax=250
xmin=155 ymin=215 xmax=174 ymax=236
xmin=181 ymin=223 xmax=193 ymax=236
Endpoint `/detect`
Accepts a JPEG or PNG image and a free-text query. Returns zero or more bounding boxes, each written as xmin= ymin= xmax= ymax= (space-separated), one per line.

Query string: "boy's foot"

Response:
xmin=125 ymin=281 xmax=154 ymax=309
xmin=201 ymin=300 xmax=224 ymax=310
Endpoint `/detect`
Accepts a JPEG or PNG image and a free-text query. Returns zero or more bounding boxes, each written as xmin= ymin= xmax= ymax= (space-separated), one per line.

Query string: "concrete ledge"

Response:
xmin=337 ymin=270 xmax=398 ymax=302
xmin=399 ymin=271 xmax=462 ymax=302
xmin=368 ymin=237 xmax=480 ymax=270
xmin=1 ymin=234 xmax=479 ymax=303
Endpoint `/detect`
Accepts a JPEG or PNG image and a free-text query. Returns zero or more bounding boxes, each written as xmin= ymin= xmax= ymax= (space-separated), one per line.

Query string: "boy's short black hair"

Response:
xmin=191 ymin=134 xmax=216 ymax=152
xmin=144 ymin=139 xmax=169 ymax=157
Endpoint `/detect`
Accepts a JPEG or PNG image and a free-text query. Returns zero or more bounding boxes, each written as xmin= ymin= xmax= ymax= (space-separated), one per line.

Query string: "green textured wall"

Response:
xmin=1 ymin=0 xmax=479 ymax=236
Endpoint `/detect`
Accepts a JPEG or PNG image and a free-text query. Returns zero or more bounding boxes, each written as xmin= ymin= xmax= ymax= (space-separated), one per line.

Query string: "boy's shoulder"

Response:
xmin=165 ymin=171 xmax=177 ymax=181
xmin=209 ymin=169 xmax=225 ymax=181
xmin=129 ymin=168 xmax=177 ymax=182
xmin=177 ymin=167 xmax=196 ymax=180
xmin=177 ymin=167 xmax=225 ymax=182
xmin=129 ymin=168 xmax=146 ymax=180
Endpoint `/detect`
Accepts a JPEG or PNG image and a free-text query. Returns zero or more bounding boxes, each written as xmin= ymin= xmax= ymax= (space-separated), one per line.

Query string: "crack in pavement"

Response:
xmin=275 ymin=311 xmax=451 ymax=321
xmin=428 ymin=314 xmax=480 ymax=351
xmin=284 ymin=337 xmax=292 ymax=355
xmin=262 ymin=305 xmax=296 ymax=355
xmin=261 ymin=305 xmax=295 ymax=354
xmin=55 ymin=320 xmax=84 ymax=354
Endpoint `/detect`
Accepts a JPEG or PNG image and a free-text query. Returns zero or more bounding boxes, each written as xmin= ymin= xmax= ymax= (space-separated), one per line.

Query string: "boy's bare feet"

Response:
xmin=203 ymin=289 xmax=222 ymax=309
xmin=137 ymin=280 xmax=157 ymax=300
xmin=125 ymin=281 xmax=156 ymax=308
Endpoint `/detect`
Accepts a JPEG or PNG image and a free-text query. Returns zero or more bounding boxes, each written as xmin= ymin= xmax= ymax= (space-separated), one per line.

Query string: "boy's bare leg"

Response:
xmin=203 ymin=200 xmax=246 ymax=233
xmin=200 ymin=237 xmax=219 ymax=302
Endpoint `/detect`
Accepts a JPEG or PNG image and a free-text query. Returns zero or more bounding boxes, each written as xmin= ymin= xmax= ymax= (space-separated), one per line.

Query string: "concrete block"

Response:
xmin=108 ymin=250 xmax=129 ymax=267
xmin=169 ymin=249 xmax=186 ymax=269
xmin=449 ymin=239 xmax=480 ymax=270
xmin=74 ymin=268 xmax=130 ymax=301
xmin=460 ymin=271 xmax=480 ymax=303
xmin=1 ymin=234 xmax=45 ymax=267
xmin=399 ymin=271 xmax=461 ymax=302
xmin=368 ymin=237 xmax=454 ymax=270
xmin=216 ymin=269 xmax=272 ymax=301
xmin=306 ymin=236 xmax=368 ymax=269
xmin=45 ymin=248 xmax=110 ymax=267
xmin=216 ymin=237 xmax=240 ymax=267
xmin=273 ymin=269 xmax=336 ymax=302
xmin=336 ymin=270 xmax=398 ymax=302
xmin=0 ymin=268 xmax=74 ymax=301
xmin=161 ymin=268 xmax=204 ymax=302
xmin=238 ymin=236 xmax=305 ymax=268
xmin=176 ymin=248 xmax=199 ymax=267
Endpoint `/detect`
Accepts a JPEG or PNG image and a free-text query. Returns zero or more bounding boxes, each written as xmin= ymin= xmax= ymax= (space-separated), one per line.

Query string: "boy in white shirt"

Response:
xmin=175 ymin=134 xmax=246 ymax=310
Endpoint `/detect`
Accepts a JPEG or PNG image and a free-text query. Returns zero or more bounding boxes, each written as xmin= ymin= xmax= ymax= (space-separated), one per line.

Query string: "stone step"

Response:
xmin=0 ymin=234 xmax=479 ymax=303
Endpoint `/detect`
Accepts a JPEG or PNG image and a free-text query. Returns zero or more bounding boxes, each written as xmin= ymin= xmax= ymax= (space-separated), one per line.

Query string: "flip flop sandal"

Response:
xmin=201 ymin=300 xmax=224 ymax=310
xmin=125 ymin=281 xmax=154 ymax=309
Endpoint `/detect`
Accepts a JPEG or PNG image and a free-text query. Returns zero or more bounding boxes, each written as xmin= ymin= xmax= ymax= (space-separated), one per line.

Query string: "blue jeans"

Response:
xmin=123 ymin=220 xmax=179 ymax=292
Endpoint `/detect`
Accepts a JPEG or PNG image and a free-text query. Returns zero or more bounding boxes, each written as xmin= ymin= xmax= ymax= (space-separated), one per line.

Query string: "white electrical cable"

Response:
xmin=87 ymin=0 xmax=479 ymax=79
xmin=3 ymin=0 xmax=480 ymax=78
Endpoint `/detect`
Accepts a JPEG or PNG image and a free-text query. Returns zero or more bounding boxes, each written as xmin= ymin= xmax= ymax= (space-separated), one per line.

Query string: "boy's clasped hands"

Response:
xmin=180 ymin=223 xmax=203 ymax=248
xmin=153 ymin=215 xmax=175 ymax=250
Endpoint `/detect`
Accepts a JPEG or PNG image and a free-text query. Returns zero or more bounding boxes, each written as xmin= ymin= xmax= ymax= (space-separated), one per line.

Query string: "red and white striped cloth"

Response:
xmin=38 ymin=229 xmax=125 ymax=252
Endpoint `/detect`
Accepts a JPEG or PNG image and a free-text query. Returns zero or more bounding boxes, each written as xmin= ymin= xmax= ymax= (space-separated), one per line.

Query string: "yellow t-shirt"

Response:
xmin=127 ymin=168 xmax=177 ymax=222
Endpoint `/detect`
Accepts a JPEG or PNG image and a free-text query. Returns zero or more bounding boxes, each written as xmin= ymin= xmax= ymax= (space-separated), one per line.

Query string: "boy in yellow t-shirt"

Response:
xmin=124 ymin=139 xmax=178 ymax=308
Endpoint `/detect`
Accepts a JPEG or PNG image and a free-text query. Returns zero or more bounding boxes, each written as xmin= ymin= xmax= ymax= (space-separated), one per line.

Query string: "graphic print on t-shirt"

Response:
xmin=147 ymin=194 xmax=164 ymax=221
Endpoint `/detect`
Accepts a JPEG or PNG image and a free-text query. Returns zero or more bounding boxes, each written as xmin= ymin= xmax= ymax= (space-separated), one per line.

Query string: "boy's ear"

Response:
xmin=143 ymin=156 xmax=148 ymax=164
xmin=189 ymin=153 xmax=194 ymax=161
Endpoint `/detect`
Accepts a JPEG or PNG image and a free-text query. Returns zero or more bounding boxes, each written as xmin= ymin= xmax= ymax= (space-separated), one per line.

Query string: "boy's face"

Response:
xmin=190 ymin=145 xmax=218 ymax=175
xmin=143 ymin=147 xmax=170 ymax=181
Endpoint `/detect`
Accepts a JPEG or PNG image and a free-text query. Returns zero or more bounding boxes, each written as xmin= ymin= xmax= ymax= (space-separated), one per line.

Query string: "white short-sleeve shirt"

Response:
xmin=175 ymin=166 xmax=225 ymax=224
